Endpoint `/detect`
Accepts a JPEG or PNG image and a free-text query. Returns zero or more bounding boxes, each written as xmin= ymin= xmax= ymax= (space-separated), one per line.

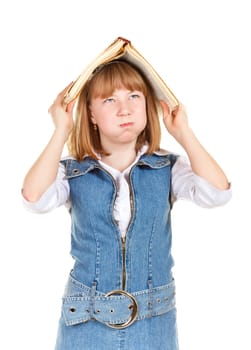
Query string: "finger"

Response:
xmin=59 ymin=81 xmax=74 ymax=97
xmin=171 ymin=103 xmax=181 ymax=117
xmin=159 ymin=100 xmax=170 ymax=118
xmin=50 ymin=82 xmax=74 ymax=111
xmin=65 ymin=99 xmax=76 ymax=113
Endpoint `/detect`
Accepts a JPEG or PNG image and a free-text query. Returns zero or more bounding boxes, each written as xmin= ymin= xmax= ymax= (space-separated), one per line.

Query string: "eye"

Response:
xmin=103 ymin=97 xmax=115 ymax=103
xmin=129 ymin=92 xmax=141 ymax=100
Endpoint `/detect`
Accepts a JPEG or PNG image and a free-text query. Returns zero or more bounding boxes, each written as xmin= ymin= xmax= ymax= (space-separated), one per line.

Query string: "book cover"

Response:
xmin=64 ymin=37 xmax=179 ymax=110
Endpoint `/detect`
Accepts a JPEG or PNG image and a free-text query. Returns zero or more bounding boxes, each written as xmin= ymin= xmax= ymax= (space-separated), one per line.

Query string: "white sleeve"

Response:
xmin=22 ymin=162 xmax=70 ymax=213
xmin=171 ymin=156 xmax=232 ymax=208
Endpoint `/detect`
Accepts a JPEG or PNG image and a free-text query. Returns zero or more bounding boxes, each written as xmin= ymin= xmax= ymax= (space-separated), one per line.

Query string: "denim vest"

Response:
xmin=61 ymin=152 xmax=177 ymax=295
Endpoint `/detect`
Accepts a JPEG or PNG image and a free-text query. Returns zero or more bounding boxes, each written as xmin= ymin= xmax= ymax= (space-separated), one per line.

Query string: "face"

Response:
xmin=89 ymin=88 xmax=147 ymax=149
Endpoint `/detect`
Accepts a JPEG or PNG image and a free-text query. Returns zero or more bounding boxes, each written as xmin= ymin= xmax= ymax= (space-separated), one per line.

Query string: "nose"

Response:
xmin=117 ymin=100 xmax=131 ymax=116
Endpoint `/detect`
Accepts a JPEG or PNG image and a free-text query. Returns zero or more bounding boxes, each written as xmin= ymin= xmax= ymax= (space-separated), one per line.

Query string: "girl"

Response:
xmin=22 ymin=60 xmax=231 ymax=350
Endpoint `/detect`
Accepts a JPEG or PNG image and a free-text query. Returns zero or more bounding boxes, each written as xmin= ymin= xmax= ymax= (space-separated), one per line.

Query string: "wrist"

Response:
xmin=54 ymin=126 xmax=71 ymax=141
xmin=173 ymin=126 xmax=194 ymax=146
xmin=54 ymin=127 xmax=71 ymax=143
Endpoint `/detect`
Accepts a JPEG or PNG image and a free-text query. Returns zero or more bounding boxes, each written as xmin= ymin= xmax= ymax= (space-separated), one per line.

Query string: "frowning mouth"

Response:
xmin=119 ymin=122 xmax=134 ymax=127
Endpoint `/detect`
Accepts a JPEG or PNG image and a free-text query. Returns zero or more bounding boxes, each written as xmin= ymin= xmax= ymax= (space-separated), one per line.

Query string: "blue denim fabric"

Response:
xmin=55 ymin=153 xmax=179 ymax=349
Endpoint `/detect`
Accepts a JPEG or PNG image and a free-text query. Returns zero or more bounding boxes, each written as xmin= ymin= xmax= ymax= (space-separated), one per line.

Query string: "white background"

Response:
xmin=0 ymin=0 xmax=250 ymax=349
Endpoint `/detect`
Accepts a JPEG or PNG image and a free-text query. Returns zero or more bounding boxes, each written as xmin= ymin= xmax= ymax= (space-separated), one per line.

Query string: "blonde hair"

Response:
xmin=67 ymin=60 xmax=161 ymax=160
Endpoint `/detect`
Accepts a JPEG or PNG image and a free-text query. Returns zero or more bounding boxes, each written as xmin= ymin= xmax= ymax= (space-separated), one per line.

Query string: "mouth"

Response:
xmin=119 ymin=122 xmax=134 ymax=127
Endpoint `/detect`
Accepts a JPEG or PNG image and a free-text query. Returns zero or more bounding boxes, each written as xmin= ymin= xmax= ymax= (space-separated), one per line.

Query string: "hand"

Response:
xmin=48 ymin=82 xmax=76 ymax=140
xmin=160 ymin=100 xmax=190 ymax=142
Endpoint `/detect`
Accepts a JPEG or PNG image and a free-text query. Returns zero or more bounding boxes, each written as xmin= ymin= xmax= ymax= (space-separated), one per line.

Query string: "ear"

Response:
xmin=88 ymin=107 xmax=96 ymax=124
xmin=90 ymin=115 xmax=96 ymax=125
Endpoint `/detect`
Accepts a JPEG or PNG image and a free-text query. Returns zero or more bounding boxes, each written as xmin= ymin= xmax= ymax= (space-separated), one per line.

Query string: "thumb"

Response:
xmin=159 ymin=100 xmax=171 ymax=120
xmin=66 ymin=99 xmax=76 ymax=114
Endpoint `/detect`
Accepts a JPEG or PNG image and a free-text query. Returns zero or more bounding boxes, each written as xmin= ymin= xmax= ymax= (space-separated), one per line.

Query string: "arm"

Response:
xmin=171 ymin=155 xmax=232 ymax=208
xmin=160 ymin=101 xmax=230 ymax=190
xmin=22 ymin=83 xmax=76 ymax=202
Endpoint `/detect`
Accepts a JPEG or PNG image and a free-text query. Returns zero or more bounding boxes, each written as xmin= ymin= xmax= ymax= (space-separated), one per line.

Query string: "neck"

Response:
xmin=101 ymin=143 xmax=137 ymax=172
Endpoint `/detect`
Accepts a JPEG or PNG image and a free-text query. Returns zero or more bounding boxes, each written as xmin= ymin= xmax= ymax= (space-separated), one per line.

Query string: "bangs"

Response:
xmin=87 ymin=61 xmax=148 ymax=100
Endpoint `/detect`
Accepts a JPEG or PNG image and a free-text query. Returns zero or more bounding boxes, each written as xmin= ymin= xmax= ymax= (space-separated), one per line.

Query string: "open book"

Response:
xmin=64 ymin=37 xmax=179 ymax=110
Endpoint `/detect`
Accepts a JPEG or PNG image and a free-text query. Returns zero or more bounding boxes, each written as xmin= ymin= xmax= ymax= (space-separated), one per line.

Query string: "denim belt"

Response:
xmin=62 ymin=280 xmax=176 ymax=329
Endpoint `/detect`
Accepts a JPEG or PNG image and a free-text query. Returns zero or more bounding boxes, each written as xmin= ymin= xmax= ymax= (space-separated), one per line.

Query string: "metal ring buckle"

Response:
xmin=104 ymin=289 xmax=138 ymax=329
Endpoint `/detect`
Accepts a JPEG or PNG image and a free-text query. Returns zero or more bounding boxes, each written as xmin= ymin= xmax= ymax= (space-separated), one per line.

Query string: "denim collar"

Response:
xmin=62 ymin=149 xmax=174 ymax=178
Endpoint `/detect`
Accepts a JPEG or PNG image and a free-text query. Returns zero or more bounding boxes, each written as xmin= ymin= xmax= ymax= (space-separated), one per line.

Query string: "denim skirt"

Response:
xmin=55 ymin=273 xmax=179 ymax=350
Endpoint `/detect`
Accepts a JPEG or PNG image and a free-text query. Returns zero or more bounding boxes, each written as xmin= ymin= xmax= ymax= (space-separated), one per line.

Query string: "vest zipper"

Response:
xmin=121 ymin=169 xmax=135 ymax=290
xmin=121 ymin=236 xmax=126 ymax=290
xmin=99 ymin=165 xmax=135 ymax=291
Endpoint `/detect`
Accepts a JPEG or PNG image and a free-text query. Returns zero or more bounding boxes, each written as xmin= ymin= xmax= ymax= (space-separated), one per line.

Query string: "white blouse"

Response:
xmin=23 ymin=147 xmax=232 ymax=237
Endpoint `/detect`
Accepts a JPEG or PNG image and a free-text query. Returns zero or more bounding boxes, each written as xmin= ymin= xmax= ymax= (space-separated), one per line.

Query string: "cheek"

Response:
xmin=90 ymin=108 xmax=107 ymax=125
xmin=142 ymin=117 xmax=147 ymax=130
xmin=96 ymin=117 xmax=114 ymax=134
xmin=89 ymin=101 xmax=105 ymax=117
xmin=139 ymin=108 xmax=147 ymax=127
